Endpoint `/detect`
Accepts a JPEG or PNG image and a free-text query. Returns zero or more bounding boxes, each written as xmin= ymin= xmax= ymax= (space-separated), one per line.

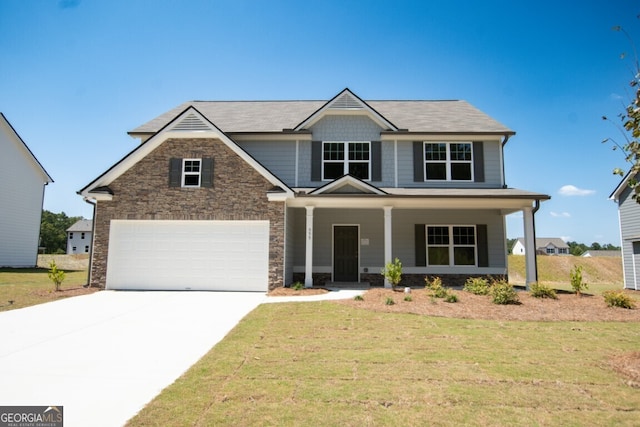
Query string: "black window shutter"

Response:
xmin=413 ymin=141 xmax=424 ymax=182
xmin=311 ymin=141 xmax=322 ymax=181
xmin=371 ymin=141 xmax=381 ymax=181
xmin=476 ymin=224 xmax=489 ymax=267
xmin=201 ymin=158 xmax=214 ymax=188
xmin=415 ymin=224 xmax=426 ymax=266
xmin=473 ymin=141 xmax=485 ymax=183
xmin=169 ymin=158 xmax=182 ymax=187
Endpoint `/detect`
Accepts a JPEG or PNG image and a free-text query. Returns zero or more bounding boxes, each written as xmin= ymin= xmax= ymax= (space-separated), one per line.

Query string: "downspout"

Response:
xmin=531 ymin=199 xmax=541 ymax=284
xmin=501 ymin=134 xmax=511 ymax=189
xmin=82 ymin=197 xmax=96 ymax=288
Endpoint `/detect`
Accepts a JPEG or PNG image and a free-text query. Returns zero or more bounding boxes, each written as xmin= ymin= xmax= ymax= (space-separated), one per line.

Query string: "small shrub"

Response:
xmin=490 ymin=280 xmax=519 ymax=305
xmin=354 ymin=294 xmax=364 ymax=301
xmin=529 ymin=282 xmax=557 ymax=299
xmin=291 ymin=282 xmax=304 ymax=291
xmin=603 ymin=290 xmax=636 ymax=309
xmin=404 ymin=295 xmax=413 ymax=302
xmin=444 ymin=293 xmax=458 ymax=303
xmin=570 ymin=265 xmax=588 ymax=296
xmin=425 ymin=276 xmax=448 ymax=298
xmin=381 ymin=257 xmax=403 ymax=289
xmin=47 ymin=260 xmax=65 ymax=292
xmin=385 ymin=297 xmax=395 ymax=306
xmin=463 ymin=277 xmax=490 ymax=295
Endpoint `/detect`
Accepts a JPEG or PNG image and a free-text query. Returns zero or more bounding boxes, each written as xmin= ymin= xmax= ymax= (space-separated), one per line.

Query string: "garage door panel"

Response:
xmin=106 ymin=220 xmax=269 ymax=291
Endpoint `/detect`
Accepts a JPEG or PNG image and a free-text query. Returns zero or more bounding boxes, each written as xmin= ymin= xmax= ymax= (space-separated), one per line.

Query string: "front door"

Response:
xmin=334 ymin=226 xmax=359 ymax=282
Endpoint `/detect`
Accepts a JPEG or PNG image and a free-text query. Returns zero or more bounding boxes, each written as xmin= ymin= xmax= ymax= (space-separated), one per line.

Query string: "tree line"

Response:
xmin=507 ymin=238 xmax=620 ymax=256
xmin=39 ymin=210 xmax=84 ymax=254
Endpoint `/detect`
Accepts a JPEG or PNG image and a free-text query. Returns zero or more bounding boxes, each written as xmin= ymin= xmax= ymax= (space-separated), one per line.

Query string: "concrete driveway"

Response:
xmin=0 ymin=291 xmax=266 ymax=427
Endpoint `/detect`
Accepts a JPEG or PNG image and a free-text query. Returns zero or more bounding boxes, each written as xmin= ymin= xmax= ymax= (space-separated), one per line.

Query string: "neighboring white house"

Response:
xmin=581 ymin=250 xmax=621 ymax=258
xmin=66 ymin=219 xmax=93 ymax=255
xmin=512 ymin=237 xmax=570 ymax=256
xmin=0 ymin=113 xmax=53 ymax=267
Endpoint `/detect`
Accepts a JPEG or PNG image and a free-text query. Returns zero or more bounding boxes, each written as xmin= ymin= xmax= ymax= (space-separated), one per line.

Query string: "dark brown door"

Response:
xmin=334 ymin=226 xmax=359 ymax=282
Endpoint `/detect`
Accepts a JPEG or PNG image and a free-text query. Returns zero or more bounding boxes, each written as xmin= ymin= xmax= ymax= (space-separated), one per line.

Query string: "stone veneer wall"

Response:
xmin=90 ymin=137 xmax=285 ymax=290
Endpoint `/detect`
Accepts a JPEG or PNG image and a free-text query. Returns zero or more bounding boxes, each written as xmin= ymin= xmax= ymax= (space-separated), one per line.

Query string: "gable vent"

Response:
xmin=171 ymin=113 xmax=212 ymax=131
xmin=329 ymin=92 xmax=363 ymax=110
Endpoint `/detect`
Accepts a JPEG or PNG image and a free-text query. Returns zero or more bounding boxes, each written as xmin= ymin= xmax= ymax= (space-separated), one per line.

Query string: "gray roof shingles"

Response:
xmin=129 ymin=100 xmax=514 ymax=135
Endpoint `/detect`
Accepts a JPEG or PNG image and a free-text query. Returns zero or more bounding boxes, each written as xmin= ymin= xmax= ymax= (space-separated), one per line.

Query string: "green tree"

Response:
xmin=603 ymin=23 xmax=640 ymax=201
xmin=39 ymin=211 xmax=83 ymax=254
xmin=506 ymin=238 xmax=518 ymax=254
xmin=590 ymin=242 xmax=602 ymax=251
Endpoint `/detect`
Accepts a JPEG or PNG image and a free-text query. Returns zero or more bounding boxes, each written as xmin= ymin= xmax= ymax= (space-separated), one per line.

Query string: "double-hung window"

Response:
xmin=424 ymin=142 xmax=473 ymax=181
xmin=182 ymin=159 xmax=202 ymax=187
xmin=427 ymin=225 xmax=476 ymax=266
xmin=323 ymin=142 xmax=370 ymax=180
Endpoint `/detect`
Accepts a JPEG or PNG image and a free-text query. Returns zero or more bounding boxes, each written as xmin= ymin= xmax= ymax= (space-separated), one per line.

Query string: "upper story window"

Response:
xmin=81 ymin=232 xmax=85 ymax=240
xmin=182 ymin=159 xmax=202 ymax=187
xmin=424 ymin=142 xmax=473 ymax=181
xmin=427 ymin=225 xmax=476 ymax=266
xmin=69 ymin=233 xmax=74 ymax=239
xmin=323 ymin=142 xmax=370 ymax=180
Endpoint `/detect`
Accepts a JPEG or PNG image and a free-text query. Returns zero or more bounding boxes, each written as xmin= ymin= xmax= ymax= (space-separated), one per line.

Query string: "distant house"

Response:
xmin=512 ymin=237 xmax=570 ymax=256
xmin=610 ymin=171 xmax=640 ymax=290
xmin=66 ymin=219 xmax=93 ymax=255
xmin=581 ymin=250 xmax=621 ymax=258
xmin=0 ymin=113 xmax=53 ymax=267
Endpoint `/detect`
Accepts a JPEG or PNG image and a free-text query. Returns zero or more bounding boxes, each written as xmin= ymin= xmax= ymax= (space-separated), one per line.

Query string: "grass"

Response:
xmin=127 ymin=302 xmax=640 ymax=426
xmin=508 ymin=255 xmax=623 ymax=293
xmin=0 ymin=268 xmax=90 ymax=312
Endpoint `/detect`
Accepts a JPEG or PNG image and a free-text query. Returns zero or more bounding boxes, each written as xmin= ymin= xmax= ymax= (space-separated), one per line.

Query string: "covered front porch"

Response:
xmin=285 ymin=180 xmax=548 ymax=289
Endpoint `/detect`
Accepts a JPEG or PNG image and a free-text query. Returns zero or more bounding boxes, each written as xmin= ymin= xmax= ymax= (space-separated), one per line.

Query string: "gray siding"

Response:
xmin=397 ymin=140 xmax=503 ymax=188
xmin=290 ymin=207 xmax=506 ymax=275
xmin=237 ymin=140 xmax=296 ymax=186
xmin=618 ymin=184 xmax=640 ymax=289
xmin=310 ymin=115 xmax=383 ymax=141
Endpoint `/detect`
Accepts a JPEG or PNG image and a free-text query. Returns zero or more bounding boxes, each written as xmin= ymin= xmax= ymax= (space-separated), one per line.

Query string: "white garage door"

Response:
xmin=106 ymin=220 xmax=269 ymax=291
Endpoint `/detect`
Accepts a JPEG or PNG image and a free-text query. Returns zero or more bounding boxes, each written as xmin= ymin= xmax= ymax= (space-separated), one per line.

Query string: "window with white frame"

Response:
xmin=558 ymin=248 xmax=569 ymax=254
xmin=424 ymin=142 xmax=473 ymax=181
xmin=182 ymin=159 xmax=202 ymax=187
xmin=546 ymin=247 xmax=555 ymax=255
xmin=323 ymin=142 xmax=370 ymax=180
xmin=427 ymin=225 xmax=476 ymax=266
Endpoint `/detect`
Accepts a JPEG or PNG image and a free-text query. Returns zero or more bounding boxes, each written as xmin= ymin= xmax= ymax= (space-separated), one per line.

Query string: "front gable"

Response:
xmin=80 ymin=107 xmax=293 ymax=201
xmin=309 ymin=175 xmax=387 ymax=195
xmin=295 ymin=88 xmax=397 ymax=132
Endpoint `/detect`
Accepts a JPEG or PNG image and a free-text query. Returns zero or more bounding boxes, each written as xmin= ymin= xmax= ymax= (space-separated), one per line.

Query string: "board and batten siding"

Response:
xmin=618 ymin=184 xmax=640 ymax=289
xmin=0 ymin=120 xmax=49 ymax=267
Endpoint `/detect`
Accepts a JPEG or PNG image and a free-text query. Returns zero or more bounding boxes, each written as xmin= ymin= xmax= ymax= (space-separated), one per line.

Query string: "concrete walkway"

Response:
xmin=0 ymin=288 xmax=362 ymax=427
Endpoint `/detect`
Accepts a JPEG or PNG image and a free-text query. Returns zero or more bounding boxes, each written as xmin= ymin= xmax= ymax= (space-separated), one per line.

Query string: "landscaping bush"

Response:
xmin=47 ymin=260 xmax=65 ymax=292
xmin=490 ymin=280 xmax=519 ymax=305
xmin=385 ymin=297 xmax=395 ymax=306
xmin=425 ymin=276 xmax=458 ymax=302
xmin=404 ymin=295 xmax=413 ymax=302
xmin=291 ymin=282 xmax=304 ymax=291
xmin=354 ymin=295 xmax=364 ymax=301
xmin=381 ymin=257 xmax=403 ymax=289
xmin=463 ymin=277 xmax=491 ymax=295
xmin=529 ymin=282 xmax=557 ymax=299
xmin=570 ymin=265 xmax=588 ymax=296
xmin=603 ymin=290 xmax=636 ymax=309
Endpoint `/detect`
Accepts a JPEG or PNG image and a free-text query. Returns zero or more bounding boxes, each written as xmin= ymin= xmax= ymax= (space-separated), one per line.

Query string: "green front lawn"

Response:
xmin=0 ymin=268 xmax=93 ymax=312
xmin=127 ymin=302 xmax=640 ymax=426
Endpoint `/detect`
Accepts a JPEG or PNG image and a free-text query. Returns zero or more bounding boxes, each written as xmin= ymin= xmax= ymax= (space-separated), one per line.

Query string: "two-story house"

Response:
xmin=66 ymin=219 xmax=93 ymax=255
xmin=79 ymin=89 xmax=549 ymax=291
xmin=0 ymin=113 xmax=53 ymax=267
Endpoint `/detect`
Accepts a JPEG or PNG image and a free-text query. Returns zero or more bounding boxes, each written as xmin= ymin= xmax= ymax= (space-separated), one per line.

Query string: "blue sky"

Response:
xmin=1 ymin=0 xmax=638 ymax=245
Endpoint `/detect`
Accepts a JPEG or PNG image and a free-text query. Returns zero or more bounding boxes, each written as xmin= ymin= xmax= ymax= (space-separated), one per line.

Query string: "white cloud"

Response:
xmin=550 ymin=211 xmax=571 ymax=218
xmin=558 ymin=185 xmax=595 ymax=196
xmin=560 ymin=236 xmax=572 ymax=242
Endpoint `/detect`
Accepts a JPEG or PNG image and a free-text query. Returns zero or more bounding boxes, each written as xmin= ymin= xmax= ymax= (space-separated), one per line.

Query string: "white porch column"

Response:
xmin=522 ymin=206 xmax=537 ymax=288
xmin=383 ymin=206 xmax=393 ymax=288
xmin=304 ymin=206 xmax=314 ymax=288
